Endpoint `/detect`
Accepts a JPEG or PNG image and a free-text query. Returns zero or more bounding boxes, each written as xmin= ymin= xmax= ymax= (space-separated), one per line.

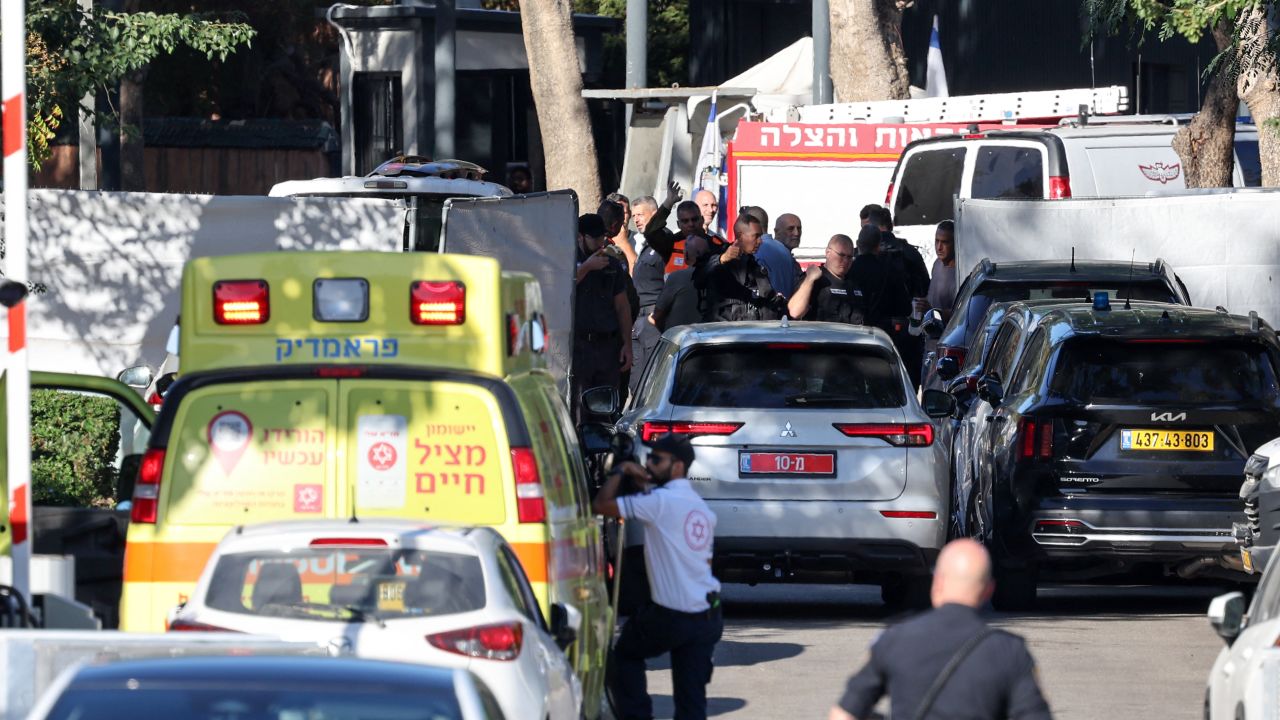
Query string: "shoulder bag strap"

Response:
xmin=910 ymin=628 xmax=997 ymax=720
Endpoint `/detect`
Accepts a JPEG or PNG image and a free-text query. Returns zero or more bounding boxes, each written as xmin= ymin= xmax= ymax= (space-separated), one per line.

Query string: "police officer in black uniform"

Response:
xmin=871 ymin=207 xmax=930 ymax=387
xmin=573 ymin=213 xmax=633 ymax=422
xmin=696 ymin=215 xmax=786 ymax=322
xmin=828 ymin=539 xmax=1052 ymax=720
xmin=629 ymin=184 xmax=683 ymax=398
xmin=787 ymin=234 xmax=865 ymax=323
xmin=848 ymin=225 xmax=907 ymax=335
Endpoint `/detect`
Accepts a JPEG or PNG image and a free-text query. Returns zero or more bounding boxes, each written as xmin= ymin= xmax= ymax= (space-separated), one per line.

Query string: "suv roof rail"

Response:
xmin=1058 ymin=113 xmax=1187 ymax=128
xmin=1251 ymin=310 xmax=1261 ymax=332
xmin=1152 ymin=258 xmax=1166 ymax=275
xmin=979 ymin=257 xmax=996 ymax=277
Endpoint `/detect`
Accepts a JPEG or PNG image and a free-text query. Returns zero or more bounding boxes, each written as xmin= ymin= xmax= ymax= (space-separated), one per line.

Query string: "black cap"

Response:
xmin=645 ymin=433 xmax=695 ymax=467
xmin=578 ymin=213 xmax=606 ymax=239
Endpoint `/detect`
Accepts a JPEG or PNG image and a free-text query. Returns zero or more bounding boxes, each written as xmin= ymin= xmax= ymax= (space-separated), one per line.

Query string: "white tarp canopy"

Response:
xmin=955 ymin=190 xmax=1280 ymax=327
xmin=0 ymin=191 xmax=403 ymax=378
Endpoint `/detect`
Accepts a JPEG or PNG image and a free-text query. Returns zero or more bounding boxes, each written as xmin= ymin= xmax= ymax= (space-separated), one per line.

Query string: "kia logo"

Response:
xmin=1151 ymin=411 xmax=1187 ymax=422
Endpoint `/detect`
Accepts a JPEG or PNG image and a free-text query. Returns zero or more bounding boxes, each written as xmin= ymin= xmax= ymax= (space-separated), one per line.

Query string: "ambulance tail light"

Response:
xmin=213 ymin=280 xmax=269 ymax=325
xmin=427 ymin=621 xmax=523 ymax=661
xmin=411 ymin=281 xmax=465 ymax=325
xmin=131 ymin=448 xmax=166 ymax=524
xmin=884 ymin=182 xmax=894 ymax=206
xmin=511 ymin=447 xmax=545 ymax=523
xmin=1049 ymin=176 xmax=1072 ymax=199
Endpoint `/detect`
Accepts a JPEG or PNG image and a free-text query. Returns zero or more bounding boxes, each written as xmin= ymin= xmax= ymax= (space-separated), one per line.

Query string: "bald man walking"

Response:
xmin=829 ymin=540 xmax=1052 ymax=720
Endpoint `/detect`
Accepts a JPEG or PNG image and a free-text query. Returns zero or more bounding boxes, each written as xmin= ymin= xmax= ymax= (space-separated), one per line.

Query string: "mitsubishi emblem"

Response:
xmin=780 ymin=422 xmax=797 ymax=438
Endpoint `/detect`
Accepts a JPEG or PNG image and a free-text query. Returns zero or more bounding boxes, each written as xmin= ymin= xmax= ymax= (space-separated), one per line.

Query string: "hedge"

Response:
xmin=31 ymin=389 xmax=122 ymax=507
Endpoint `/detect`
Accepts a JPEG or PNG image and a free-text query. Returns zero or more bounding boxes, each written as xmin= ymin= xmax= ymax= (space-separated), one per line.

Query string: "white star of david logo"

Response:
xmin=297 ymin=486 xmax=319 ymax=506
xmin=371 ymin=444 xmax=395 ymax=466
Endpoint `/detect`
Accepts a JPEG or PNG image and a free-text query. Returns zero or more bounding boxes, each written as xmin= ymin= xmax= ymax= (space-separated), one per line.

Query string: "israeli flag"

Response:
xmin=926 ymin=15 xmax=949 ymax=98
xmin=696 ymin=91 xmax=721 ymax=196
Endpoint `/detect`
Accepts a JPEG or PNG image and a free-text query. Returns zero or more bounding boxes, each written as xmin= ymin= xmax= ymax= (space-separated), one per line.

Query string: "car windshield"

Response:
xmin=204 ymin=547 xmax=485 ymax=621
xmin=45 ymin=686 xmax=461 ymax=720
xmin=964 ymin=280 xmax=1178 ymax=345
xmin=670 ymin=344 xmax=905 ymax=409
xmin=1048 ymin=339 xmax=1280 ymax=406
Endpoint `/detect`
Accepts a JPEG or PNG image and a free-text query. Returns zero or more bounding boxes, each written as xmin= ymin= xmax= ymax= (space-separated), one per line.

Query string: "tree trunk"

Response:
xmin=1237 ymin=4 xmax=1280 ymax=186
xmin=829 ymin=0 xmax=912 ymax=102
xmin=517 ymin=0 xmax=602 ymax=208
xmin=1171 ymin=21 xmax=1237 ymax=188
xmin=120 ymin=0 xmax=146 ymax=191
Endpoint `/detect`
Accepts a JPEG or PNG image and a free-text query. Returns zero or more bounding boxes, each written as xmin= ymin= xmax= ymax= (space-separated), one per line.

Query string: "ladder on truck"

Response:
xmin=764 ymin=86 xmax=1130 ymax=124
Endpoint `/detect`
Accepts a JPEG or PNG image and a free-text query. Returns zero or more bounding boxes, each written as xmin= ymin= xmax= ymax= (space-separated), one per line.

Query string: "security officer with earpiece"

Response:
xmin=593 ymin=433 xmax=723 ymax=720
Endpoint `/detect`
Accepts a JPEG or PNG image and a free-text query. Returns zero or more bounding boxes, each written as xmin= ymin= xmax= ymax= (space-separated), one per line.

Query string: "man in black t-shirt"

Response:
xmin=849 ymin=225 xmax=907 ymax=335
xmin=573 ymin=213 xmax=633 ymax=422
xmin=788 ymin=234 xmax=864 ymax=324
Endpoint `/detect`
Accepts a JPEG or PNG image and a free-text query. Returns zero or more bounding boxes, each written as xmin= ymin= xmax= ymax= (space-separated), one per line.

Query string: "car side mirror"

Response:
xmin=550 ymin=602 xmax=582 ymax=651
xmin=116 ymin=365 xmax=154 ymax=390
xmin=921 ymin=389 xmax=957 ymax=419
xmin=1208 ymin=591 xmax=1247 ymax=644
xmin=936 ymin=355 xmax=960 ymax=381
xmin=581 ymin=386 xmax=619 ymax=417
xmin=977 ymin=377 xmax=1004 ymax=407
xmin=922 ymin=309 xmax=945 ymax=339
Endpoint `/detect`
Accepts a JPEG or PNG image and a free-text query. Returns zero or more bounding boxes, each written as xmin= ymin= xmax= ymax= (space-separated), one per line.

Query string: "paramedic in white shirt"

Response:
xmin=593 ymin=433 xmax=723 ymax=720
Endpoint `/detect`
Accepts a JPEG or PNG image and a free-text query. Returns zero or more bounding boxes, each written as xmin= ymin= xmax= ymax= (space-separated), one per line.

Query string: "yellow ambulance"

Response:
xmin=119 ymin=251 xmax=610 ymax=713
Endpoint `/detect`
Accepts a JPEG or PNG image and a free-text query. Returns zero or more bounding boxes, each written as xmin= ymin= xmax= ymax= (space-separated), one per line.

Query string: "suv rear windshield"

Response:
xmin=671 ymin=344 xmax=905 ymax=409
xmin=205 ymin=547 xmax=486 ymax=621
xmin=1049 ymin=340 xmax=1280 ymax=405
xmin=964 ymin=280 xmax=1178 ymax=345
xmin=894 ymin=147 xmax=966 ymax=227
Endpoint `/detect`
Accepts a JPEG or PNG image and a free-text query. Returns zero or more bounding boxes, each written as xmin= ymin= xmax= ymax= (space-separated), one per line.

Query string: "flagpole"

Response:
xmin=3 ymin=0 xmax=33 ymax=604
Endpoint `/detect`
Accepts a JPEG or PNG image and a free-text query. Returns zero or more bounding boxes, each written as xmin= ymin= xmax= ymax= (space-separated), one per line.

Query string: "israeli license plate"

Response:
xmin=739 ymin=452 xmax=835 ymax=475
xmin=1120 ymin=429 xmax=1214 ymax=452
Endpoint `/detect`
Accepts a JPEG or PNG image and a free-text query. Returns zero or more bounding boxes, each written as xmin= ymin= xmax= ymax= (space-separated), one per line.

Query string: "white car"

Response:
xmin=1206 ymin=554 xmax=1280 ymax=720
xmin=170 ymin=519 xmax=582 ymax=720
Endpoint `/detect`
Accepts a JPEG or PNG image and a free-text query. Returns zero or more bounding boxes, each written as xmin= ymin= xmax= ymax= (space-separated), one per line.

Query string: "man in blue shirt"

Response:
xmin=741 ymin=206 xmax=800 ymax=298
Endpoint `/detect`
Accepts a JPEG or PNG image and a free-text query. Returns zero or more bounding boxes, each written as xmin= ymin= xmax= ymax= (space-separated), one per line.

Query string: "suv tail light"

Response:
xmin=1048 ymin=176 xmax=1072 ymax=199
xmin=131 ymin=448 xmax=166 ymax=524
xmin=428 ymin=622 xmax=523 ymax=661
xmin=410 ymin=281 xmax=465 ymax=325
xmin=884 ymin=182 xmax=894 ymax=206
xmin=511 ymin=447 xmax=545 ymax=523
xmin=309 ymin=538 xmax=388 ymax=547
xmin=1019 ymin=418 xmax=1054 ymax=459
xmin=213 ymin=280 xmax=269 ymax=325
xmin=168 ymin=618 xmax=241 ymax=632
xmin=640 ymin=421 xmax=743 ymax=443
xmin=832 ymin=423 xmax=934 ymax=447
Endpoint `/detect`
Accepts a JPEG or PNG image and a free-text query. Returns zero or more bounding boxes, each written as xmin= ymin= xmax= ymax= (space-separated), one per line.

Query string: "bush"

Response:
xmin=31 ymin=390 xmax=121 ymax=507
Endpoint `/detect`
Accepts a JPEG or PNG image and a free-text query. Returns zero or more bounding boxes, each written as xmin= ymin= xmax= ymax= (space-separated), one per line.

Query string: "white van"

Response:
xmin=885 ymin=119 xmax=1262 ymax=265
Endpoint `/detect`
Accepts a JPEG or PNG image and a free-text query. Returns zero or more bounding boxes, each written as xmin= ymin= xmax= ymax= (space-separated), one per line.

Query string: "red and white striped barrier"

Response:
xmin=3 ymin=0 xmax=32 ymax=601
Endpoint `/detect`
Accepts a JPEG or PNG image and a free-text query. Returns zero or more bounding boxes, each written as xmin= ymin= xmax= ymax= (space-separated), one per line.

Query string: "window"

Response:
xmin=1236 ymin=140 xmax=1262 ymax=187
xmin=963 ymin=279 xmax=1179 ymax=346
xmin=32 ymin=388 xmax=151 ymax=509
xmin=634 ymin=340 xmax=678 ymax=410
xmin=984 ymin=323 xmax=1022 ymax=381
xmin=670 ymin=345 xmax=905 ymax=409
xmin=204 ymin=548 xmax=486 ymax=620
xmin=496 ymin=545 xmax=543 ymax=627
xmin=1049 ymin=340 xmax=1280 ymax=406
xmin=971 ymin=146 xmax=1045 ymax=200
xmin=1008 ymin=330 xmax=1049 ymax=396
xmin=893 ymin=147 xmax=966 ymax=227
xmin=353 ymin=73 xmax=403 ymax=175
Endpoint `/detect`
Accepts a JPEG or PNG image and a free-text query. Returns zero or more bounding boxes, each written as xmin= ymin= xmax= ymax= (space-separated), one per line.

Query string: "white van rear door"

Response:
xmin=890 ymin=143 xmax=969 ymax=264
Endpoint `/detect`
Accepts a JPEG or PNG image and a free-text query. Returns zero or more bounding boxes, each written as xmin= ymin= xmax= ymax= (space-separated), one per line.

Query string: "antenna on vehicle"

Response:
xmin=1070 ymin=247 xmax=1076 ymax=273
xmin=1124 ymin=249 xmax=1135 ymax=310
xmin=349 ymin=476 xmax=359 ymax=524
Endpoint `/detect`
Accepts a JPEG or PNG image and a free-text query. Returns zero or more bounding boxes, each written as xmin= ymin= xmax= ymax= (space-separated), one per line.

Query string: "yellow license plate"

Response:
xmin=1120 ymin=429 xmax=1214 ymax=452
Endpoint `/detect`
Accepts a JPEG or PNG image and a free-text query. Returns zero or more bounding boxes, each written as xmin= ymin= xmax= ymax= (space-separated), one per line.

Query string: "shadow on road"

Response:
xmin=648 ymin=695 xmax=748 ymax=717
xmin=645 ymin=639 xmax=804 ymax=671
xmin=994 ymin=582 xmax=1239 ymax=621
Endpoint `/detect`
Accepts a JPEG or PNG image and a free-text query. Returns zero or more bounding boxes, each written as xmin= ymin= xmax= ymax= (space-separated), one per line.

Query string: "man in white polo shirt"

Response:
xmin=593 ymin=433 xmax=723 ymax=720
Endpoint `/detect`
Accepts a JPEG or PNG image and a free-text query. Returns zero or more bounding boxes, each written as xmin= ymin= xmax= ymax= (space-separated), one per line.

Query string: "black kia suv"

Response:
xmin=923 ymin=258 xmax=1192 ymax=392
xmin=968 ymin=301 xmax=1279 ymax=609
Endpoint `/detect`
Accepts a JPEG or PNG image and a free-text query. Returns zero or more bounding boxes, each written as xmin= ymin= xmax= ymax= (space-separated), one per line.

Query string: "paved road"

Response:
xmin=636 ymin=582 xmax=1231 ymax=719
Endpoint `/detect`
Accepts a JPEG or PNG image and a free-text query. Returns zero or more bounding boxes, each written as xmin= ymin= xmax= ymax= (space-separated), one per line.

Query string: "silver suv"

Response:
xmin=620 ymin=320 xmax=955 ymax=605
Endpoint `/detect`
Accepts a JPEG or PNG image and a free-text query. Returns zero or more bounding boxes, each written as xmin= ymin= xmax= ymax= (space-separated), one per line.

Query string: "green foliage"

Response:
xmin=22 ymin=1 xmax=256 ymax=169
xmin=31 ymin=390 xmax=122 ymax=508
